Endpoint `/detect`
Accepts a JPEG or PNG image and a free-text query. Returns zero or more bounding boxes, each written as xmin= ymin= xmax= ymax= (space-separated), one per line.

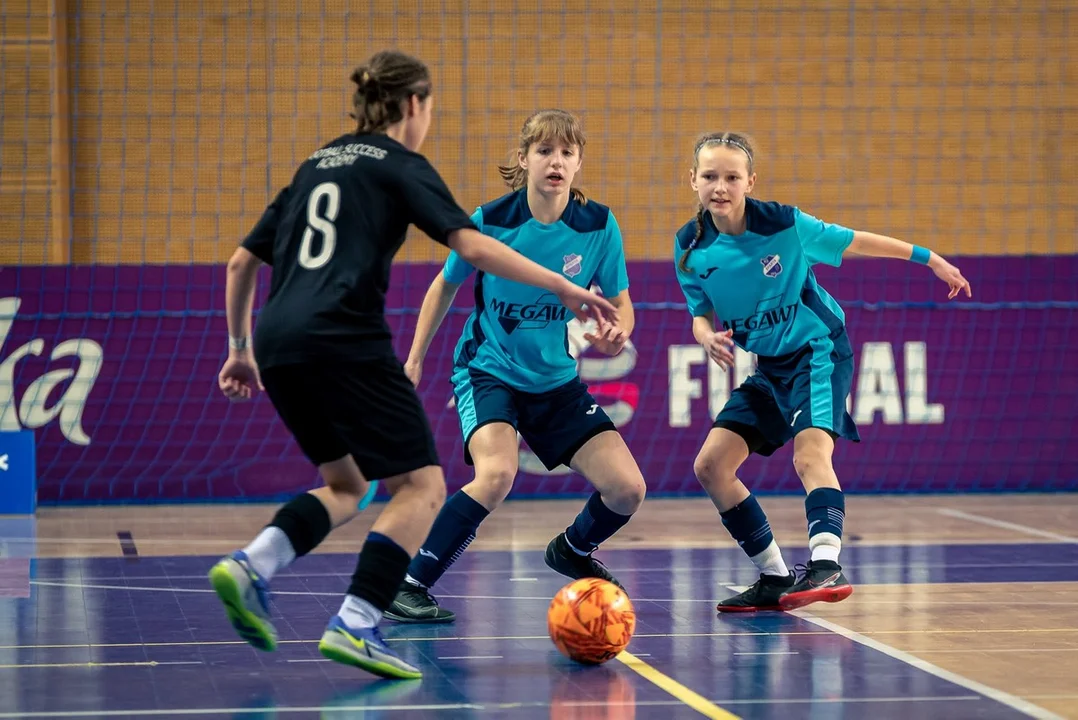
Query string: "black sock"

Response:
xmin=347 ymin=532 xmax=412 ymax=613
xmin=268 ymin=492 xmax=332 ymax=557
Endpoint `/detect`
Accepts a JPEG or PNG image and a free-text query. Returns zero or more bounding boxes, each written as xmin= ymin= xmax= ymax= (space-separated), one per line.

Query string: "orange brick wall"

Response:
xmin=4 ymin=0 xmax=1074 ymax=265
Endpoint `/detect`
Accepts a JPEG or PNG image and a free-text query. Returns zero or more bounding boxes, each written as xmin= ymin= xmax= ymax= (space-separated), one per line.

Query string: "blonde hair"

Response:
xmin=678 ymin=131 xmax=757 ymax=272
xmin=349 ymin=50 xmax=432 ymax=134
xmin=497 ymin=109 xmax=588 ymax=204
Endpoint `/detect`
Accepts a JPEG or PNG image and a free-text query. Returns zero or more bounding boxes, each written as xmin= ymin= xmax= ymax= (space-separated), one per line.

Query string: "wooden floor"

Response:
xmin=26 ymin=493 xmax=1078 ymax=557
xmin=4 ymin=493 xmax=1078 ymax=718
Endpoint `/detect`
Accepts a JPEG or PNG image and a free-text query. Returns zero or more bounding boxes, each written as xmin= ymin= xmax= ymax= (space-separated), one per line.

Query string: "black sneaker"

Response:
xmin=543 ymin=533 xmax=624 ymax=590
xmin=383 ymin=582 xmax=456 ymax=624
xmin=716 ymin=572 xmax=795 ymax=613
xmin=778 ymin=560 xmax=853 ymax=610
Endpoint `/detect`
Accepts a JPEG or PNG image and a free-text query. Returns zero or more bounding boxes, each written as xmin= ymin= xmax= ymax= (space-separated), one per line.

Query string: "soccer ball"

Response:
xmin=547 ymin=578 xmax=635 ymax=665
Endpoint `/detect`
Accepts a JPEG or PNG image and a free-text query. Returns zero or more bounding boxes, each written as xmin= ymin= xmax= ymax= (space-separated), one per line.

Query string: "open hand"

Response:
xmin=703 ymin=328 xmax=736 ymax=369
xmin=584 ymin=317 xmax=629 ymax=356
xmin=930 ymin=256 xmax=972 ymax=299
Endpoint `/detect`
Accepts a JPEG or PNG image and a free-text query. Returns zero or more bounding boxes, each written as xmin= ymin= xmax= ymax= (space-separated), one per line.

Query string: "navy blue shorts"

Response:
xmin=714 ymin=330 xmax=861 ymax=457
xmin=452 ymin=368 xmax=616 ymax=471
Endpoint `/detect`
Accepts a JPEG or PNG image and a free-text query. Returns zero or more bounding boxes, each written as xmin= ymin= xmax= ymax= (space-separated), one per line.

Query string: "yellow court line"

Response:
xmin=616 ymin=650 xmax=741 ymax=720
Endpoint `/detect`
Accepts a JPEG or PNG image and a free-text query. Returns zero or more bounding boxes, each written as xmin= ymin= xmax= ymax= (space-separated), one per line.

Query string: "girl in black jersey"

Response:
xmin=208 ymin=50 xmax=618 ymax=680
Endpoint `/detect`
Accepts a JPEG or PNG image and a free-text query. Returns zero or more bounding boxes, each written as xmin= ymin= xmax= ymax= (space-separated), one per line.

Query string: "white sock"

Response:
xmin=563 ymin=534 xmax=591 ymax=556
xmin=241 ymin=526 xmax=296 ymax=582
xmin=749 ymin=540 xmax=790 ymax=577
xmin=404 ymin=574 xmax=425 ymax=589
xmin=809 ymin=532 xmax=842 ymax=563
xmin=337 ymin=594 xmax=382 ymax=630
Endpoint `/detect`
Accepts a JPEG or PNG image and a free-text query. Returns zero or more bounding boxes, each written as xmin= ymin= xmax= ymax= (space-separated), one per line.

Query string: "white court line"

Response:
xmin=30 ymin=560 xmax=1078 ymax=583
xmin=937 ymin=509 xmax=1078 ymax=544
xmin=0 ymin=695 xmax=990 ymax=718
xmin=25 ymin=580 xmax=1078 ymax=607
xmin=787 ymin=605 xmax=1064 ymax=719
xmin=437 ymin=655 xmax=504 ymax=660
xmin=8 ymin=627 xmax=1077 ymax=653
xmin=19 ymin=536 xmax=1049 ymax=550
xmin=912 ymin=648 xmax=1078 ymax=655
xmin=733 ymin=651 xmax=798 ymax=656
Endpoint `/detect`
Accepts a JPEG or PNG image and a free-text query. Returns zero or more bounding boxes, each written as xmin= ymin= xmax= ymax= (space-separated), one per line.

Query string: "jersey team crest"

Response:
xmin=562 ymin=254 xmax=583 ymax=278
xmin=761 ymin=254 xmax=782 ymax=278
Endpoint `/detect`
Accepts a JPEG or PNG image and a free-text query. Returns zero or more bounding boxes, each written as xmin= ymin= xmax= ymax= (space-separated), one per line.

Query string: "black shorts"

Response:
xmin=260 ymin=356 xmax=440 ymax=479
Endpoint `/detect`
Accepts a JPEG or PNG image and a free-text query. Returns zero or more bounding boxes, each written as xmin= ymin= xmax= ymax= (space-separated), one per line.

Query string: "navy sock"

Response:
xmin=805 ymin=488 xmax=845 ymax=562
xmin=406 ymin=490 xmax=490 ymax=588
xmin=805 ymin=488 xmax=845 ymax=540
xmin=564 ymin=491 xmax=633 ymax=554
xmin=719 ymin=494 xmax=774 ymax=558
xmin=347 ymin=532 xmax=411 ymax=612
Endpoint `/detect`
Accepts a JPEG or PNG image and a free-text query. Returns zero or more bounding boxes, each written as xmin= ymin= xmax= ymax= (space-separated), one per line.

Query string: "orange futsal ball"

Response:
xmin=547 ymin=578 xmax=636 ymax=665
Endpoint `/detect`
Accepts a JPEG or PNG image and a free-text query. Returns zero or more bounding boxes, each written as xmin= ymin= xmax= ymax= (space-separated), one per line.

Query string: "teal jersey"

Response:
xmin=445 ymin=189 xmax=630 ymax=393
xmin=674 ymin=198 xmax=855 ymax=358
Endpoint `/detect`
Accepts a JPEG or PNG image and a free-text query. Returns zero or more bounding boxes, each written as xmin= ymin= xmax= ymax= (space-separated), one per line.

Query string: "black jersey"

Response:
xmin=241 ymin=133 xmax=476 ymax=368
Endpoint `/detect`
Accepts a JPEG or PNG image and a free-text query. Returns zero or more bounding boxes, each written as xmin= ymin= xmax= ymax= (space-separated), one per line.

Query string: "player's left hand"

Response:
xmin=929 ymin=255 xmax=972 ymax=299
xmin=218 ymin=352 xmax=263 ymax=402
xmin=584 ymin=317 xmax=628 ymax=356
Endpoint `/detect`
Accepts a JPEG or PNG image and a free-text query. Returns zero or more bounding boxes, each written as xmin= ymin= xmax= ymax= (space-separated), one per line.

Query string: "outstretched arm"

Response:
xmin=845 ymin=231 xmax=972 ymax=299
xmin=447 ymin=228 xmax=619 ymax=325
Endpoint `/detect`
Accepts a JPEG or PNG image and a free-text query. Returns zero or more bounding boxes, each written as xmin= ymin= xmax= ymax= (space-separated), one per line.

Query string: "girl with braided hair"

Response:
xmin=674 ymin=131 xmax=970 ymax=612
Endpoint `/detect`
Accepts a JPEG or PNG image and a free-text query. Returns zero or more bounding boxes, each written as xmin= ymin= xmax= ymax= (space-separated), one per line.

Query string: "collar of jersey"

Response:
xmin=514 ymin=188 xmax=574 ymax=229
xmin=702 ymin=203 xmax=768 ymax=245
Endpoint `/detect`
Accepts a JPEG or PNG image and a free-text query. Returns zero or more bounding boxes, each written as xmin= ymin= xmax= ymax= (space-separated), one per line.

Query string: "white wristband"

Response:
xmin=228 ymin=336 xmax=249 ymax=351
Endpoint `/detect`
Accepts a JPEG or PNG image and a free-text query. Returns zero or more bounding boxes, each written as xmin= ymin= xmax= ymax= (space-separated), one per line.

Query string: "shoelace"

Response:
xmin=404 ymin=586 xmax=440 ymax=606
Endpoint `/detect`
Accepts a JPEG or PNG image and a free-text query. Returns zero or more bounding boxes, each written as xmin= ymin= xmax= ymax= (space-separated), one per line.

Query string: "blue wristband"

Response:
xmin=910 ymin=245 xmax=931 ymax=265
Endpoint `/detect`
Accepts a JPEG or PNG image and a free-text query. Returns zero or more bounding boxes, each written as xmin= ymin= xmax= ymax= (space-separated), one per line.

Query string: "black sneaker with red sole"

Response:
xmin=778 ymin=560 xmax=853 ymax=610
xmin=716 ymin=572 xmax=795 ymax=613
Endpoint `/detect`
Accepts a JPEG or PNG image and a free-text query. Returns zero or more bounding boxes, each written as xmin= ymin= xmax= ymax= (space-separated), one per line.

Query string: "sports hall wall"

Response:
xmin=2 ymin=1 xmax=1075 ymax=504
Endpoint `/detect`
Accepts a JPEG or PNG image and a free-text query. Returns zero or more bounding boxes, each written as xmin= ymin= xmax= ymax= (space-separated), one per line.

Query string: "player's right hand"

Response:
xmin=218 ymin=354 xmax=263 ymax=402
xmin=702 ymin=329 xmax=736 ymax=370
xmin=557 ymin=283 xmax=620 ymax=326
xmin=403 ymin=358 xmax=423 ymax=387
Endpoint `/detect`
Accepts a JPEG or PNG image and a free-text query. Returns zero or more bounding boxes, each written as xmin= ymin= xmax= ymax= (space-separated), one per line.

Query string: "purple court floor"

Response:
xmin=2 ymin=540 xmax=1075 ymax=718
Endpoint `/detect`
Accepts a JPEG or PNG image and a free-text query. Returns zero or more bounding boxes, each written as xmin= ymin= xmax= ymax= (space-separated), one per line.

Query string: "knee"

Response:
xmin=474 ymin=462 xmax=516 ymax=504
xmin=394 ymin=466 xmax=447 ymax=511
xmin=792 ymin=447 xmax=832 ymax=481
xmin=625 ymin=478 xmax=646 ymax=512
xmin=607 ymin=475 xmax=646 ymax=514
xmin=693 ymin=448 xmax=738 ymax=491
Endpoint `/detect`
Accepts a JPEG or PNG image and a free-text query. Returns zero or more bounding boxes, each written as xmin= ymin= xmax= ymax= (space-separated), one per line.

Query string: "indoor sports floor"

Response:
xmin=1 ymin=494 xmax=1077 ymax=719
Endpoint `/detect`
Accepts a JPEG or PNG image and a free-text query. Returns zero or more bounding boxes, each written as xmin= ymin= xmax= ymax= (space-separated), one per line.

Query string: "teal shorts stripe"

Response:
xmin=807 ymin=335 xmax=838 ymax=433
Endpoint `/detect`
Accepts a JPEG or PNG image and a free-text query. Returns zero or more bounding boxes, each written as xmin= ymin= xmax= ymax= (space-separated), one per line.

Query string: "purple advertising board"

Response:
xmin=1 ymin=256 xmax=1075 ymax=504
